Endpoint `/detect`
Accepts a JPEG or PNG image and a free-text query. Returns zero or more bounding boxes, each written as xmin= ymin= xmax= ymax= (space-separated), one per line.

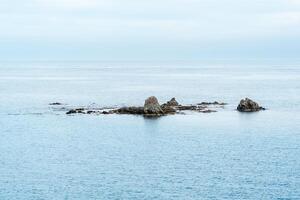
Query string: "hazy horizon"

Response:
xmin=1 ymin=0 xmax=300 ymax=61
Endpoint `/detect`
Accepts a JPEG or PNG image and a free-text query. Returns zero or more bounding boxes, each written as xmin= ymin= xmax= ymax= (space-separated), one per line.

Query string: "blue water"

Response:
xmin=0 ymin=61 xmax=300 ymax=199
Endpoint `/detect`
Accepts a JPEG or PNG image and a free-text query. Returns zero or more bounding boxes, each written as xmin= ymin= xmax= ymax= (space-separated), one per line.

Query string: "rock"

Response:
xmin=160 ymin=98 xmax=179 ymax=114
xmin=143 ymin=96 xmax=164 ymax=116
xmin=63 ymin=96 xmax=227 ymax=116
xmin=237 ymin=98 xmax=265 ymax=112
xmin=197 ymin=101 xmax=226 ymax=106
xmin=161 ymin=104 xmax=177 ymax=114
xmin=198 ymin=109 xmax=217 ymax=113
xmin=114 ymin=107 xmax=144 ymax=115
xmin=49 ymin=102 xmax=63 ymax=105
xmin=177 ymin=105 xmax=198 ymax=111
xmin=66 ymin=108 xmax=85 ymax=114
xmin=166 ymin=97 xmax=179 ymax=106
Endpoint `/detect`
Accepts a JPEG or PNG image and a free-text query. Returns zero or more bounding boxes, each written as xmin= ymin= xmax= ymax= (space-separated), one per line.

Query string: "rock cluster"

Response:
xmin=65 ymin=96 xmax=223 ymax=116
xmin=237 ymin=98 xmax=265 ymax=112
xmin=51 ymin=96 xmax=268 ymax=116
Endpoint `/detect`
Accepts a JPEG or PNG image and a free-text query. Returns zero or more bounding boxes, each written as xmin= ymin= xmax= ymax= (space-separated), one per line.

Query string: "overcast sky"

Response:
xmin=0 ymin=0 xmax=300 ymax=61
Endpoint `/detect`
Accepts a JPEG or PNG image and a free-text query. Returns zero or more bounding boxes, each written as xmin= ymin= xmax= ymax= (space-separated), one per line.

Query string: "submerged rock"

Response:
xmin=49 ymin=102 xmax=63 ymax=105
xmin=66 ymin=108 xmax=85 ymax=114
xmin=87 ymin=110 xmax=96 ymax=114
xmin=198 ymin=101 xmax=226 ymax=106
xmin=198 ymin=109 xmax=217 ymax=113
xmin=237 ymin=98 xmax=265 ymax=112
xmin=144 ymin=96 xmax=164 ymax=116
xmin=177 ymin=105 xmax=198 ymax=111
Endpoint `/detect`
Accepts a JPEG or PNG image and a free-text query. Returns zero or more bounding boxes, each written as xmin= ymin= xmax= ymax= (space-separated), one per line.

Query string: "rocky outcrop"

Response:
xmin=114 ymin=107 xmax=144 ymax=115
xmin=65 ymin=96 xmax=226 ymax=116
xmin=237 ymin=98 xmax=265 ymax=112
xmin=143 ymin=96 xmax=164 ymax=116
xmin=160 ymin=97 xmax=179 ymax=114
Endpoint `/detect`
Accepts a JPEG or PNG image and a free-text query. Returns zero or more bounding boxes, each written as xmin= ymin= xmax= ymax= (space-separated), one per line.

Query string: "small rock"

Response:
xmin=199 ymin=109 xmax=217 ymax=113
xmin=177 ymin=105 xmax=198 ymax=111
xmin=237 ymin=98 xmax=265 ymax=112
xmin=66 ymin=108 xmax=85 ymax=114
xmin=198 ymin=101 xmax=226 ymax=106
xmin=49 ymin=102 xmax=63 ymax=105
xmin=166 ymin=97 xmax=179 ymax=106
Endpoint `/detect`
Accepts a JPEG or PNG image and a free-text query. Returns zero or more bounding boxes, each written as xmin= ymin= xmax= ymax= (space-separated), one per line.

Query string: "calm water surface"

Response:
xmin=0 ymin=61 xmax=300 ymax=199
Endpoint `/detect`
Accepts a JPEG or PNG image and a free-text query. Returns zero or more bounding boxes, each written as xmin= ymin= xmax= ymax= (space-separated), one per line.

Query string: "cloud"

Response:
xmin=267 ymin=11 xmax=300 ymax=25
xmin=34 ymin=0 xmax=105 ymax=9
xmin=0 ymin=0 xmax=300 ymax=60
xmin=288 ymin=0 xmax=300 ymax=4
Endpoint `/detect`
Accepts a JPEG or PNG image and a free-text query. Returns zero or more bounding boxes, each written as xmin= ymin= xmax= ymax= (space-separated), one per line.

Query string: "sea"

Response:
xmin=0 ymin=61 xmax=300 ymax=199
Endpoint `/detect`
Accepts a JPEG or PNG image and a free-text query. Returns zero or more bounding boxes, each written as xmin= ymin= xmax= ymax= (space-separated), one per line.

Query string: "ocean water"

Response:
xmin=0 ymin=61 xmax=300 ymax=199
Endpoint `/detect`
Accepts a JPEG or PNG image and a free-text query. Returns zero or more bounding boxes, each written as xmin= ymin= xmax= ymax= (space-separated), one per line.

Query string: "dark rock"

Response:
xmin=237 ymin=98 xmax=265 ymax=112
xmin=161 ymin=104 xmax=176 ymax=114
xmin=144 ymin=96 xmax=164 ymax=116
xmin=115 ymin=107 xmax=144 ymax=115
xmin=198 ymin=101 xmax=226 ymax=106
xmin=49 ymin=102 xmax=63 ymax=105
xmin=63 ymin=96 xmax=226 ymax=116
xmin=165 ymin=97 xmax=179 ymax=106
xmin=66 ymin=108 xmax=85 ymax=114
xmin=177 ymin=105 xmax=198 ymax=111
xmin=198 ymin=109 xmax=217 ymax=113
xmin=160 ymin=98 xmax=179 ymax=114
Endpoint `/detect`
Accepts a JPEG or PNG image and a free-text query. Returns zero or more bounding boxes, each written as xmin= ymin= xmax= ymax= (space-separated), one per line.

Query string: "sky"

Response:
xmin=0 ymin=0 xmax=300 ymax=61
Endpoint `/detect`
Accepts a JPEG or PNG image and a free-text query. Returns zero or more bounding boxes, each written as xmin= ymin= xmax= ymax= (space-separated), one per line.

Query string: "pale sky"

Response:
xmin=0 ymin=0 xmax=300 ymax=61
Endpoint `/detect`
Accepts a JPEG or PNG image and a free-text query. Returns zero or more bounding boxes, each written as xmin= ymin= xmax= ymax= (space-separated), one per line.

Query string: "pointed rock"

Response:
xmin=166 ymin=97 xmax=179 ymax=107
xmin=144 ymin=96 xmax=164 ymax=116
